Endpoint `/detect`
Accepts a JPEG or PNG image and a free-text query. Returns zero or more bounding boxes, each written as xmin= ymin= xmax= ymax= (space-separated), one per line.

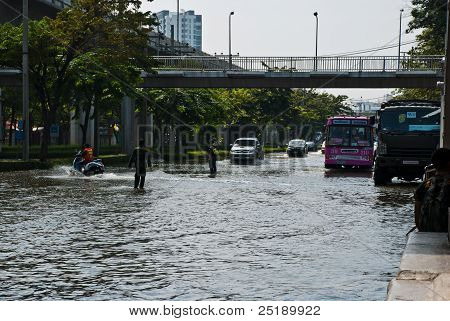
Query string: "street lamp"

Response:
xmin=313 ymin=12 xmax=319 ymax=71
xmin=229 ymin=11 xmax=235 ymax=70
xmin=177 ymin=0 xmax=180 ymax=43
xmin=152 ymin=13 xmax=161 ymax=56
xmin=398 ymin=9 xmax=404 ymax=70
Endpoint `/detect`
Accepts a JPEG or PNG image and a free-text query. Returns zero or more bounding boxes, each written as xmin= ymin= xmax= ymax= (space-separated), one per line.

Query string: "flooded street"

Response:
xmin=0 ymin=152 xmax=417 ymax=300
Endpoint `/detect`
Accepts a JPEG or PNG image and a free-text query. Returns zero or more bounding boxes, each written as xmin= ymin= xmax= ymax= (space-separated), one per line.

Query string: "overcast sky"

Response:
xmin=143 ymin=0 xmax=419 ymax=101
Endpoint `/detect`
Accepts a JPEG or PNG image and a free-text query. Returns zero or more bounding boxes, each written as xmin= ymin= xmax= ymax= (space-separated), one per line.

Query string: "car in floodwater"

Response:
xmin=287 ymin=139 xmax=308 ymax=157
xmin=230 ymin=138 xmax=264 ymax=163
xmin=306 ymin=141 xmax=317 ymax=152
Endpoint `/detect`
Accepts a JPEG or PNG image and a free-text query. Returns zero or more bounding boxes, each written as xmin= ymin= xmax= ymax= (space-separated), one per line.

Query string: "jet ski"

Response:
xmin=72 ymin=151 xmax=105 ymax=176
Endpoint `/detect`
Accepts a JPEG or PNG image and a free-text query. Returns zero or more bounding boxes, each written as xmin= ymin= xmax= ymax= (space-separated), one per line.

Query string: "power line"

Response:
xmin=322 ymin=39 xmax=418 ymax=57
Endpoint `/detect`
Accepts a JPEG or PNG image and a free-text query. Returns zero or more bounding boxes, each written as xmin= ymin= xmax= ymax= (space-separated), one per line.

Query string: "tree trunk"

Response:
xmin=80 ymin=103 xmax=91 ymax=148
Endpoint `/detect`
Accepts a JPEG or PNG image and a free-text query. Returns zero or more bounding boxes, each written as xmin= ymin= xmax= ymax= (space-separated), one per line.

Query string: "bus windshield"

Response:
xmin=380 ymin=108 xmax=440 ymax=133
xmin=328 ymin=126 xmax=372 ymax=147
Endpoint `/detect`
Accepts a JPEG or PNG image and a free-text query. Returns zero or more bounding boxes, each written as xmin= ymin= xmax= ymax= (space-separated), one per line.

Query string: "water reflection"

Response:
xmin=0 ymin=153 xmax=416 ymax=300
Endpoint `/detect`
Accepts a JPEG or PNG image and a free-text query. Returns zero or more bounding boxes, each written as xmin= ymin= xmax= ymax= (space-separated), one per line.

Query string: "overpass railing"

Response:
xmin=153 ymin=56 xmax=443 ymax=73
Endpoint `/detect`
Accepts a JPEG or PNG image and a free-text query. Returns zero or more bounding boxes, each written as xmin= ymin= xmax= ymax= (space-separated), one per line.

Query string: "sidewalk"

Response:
xmin=387 ymin=232 xmax=450 ymax=301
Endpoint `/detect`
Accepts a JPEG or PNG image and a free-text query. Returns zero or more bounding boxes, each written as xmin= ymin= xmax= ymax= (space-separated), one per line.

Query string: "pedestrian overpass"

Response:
xmin=142 ymin=55 xmax=443 ymax=89
xmin=1 ymin=55 xmax=444 ymax=89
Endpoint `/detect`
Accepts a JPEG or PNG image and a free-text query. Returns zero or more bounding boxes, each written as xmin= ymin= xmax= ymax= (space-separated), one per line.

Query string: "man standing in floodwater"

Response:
xmin=208 ymin=146 xmax=217 ymax=175
xmin=128 ymin=140 xmax=151 ymax=189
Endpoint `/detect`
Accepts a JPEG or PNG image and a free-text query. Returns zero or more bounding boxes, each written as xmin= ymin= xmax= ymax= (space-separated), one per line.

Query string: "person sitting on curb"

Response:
xmin=414 ymin=148 xmax=450 ymax=232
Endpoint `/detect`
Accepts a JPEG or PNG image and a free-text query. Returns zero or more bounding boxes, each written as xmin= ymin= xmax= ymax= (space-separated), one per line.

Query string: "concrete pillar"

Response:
xmin=443 ymin=2 xmax=450 ymax=148
xmin=440 ymin=82 xmax=445 ymax=148
xmin=121 ymin=96 xmax=136 ymax=154
xmin=0 ymin=88 xmax=3 ymax=153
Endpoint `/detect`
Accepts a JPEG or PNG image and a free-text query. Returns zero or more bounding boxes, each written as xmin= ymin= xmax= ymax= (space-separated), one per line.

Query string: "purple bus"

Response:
xmin=324 ymin=116 xmax=375 ymax=169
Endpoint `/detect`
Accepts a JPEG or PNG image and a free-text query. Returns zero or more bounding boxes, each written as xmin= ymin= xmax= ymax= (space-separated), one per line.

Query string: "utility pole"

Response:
xmin=443 ymin=1 xmax=450 ymax=148
xmin=22 ymin=0 xmax=30 ymax=161
xmin=398 ymin=9 xmax=404 ymax=70
xmin=177 ymin=0 xmax=180 ymax=52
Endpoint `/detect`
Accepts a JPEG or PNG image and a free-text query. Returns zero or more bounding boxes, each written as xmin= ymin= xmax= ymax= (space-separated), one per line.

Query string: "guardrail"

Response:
xmin=153 ymin=56 xmax=444 ymax=73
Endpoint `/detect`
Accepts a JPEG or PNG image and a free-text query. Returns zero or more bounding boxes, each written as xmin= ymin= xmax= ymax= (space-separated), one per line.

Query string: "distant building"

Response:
xmin=156 ymin=10 xmax=202 ymax=51
xmin=353 ymin=101 xmax=381 ymax=115
xmin=352 ymin=94 xmax=393 ymax=115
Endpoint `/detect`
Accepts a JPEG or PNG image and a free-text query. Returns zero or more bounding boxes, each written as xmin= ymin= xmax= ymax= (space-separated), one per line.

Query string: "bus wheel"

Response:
xmin=374 ymin=169 xmax=391 ymax=186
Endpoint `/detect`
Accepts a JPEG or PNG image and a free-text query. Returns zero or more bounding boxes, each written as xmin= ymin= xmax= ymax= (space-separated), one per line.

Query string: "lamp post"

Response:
xmin=22 ymin=0 xmax=29 ymax=161
xmin=398 ymin=9 xmax=404 ymax=70
xmin=177 ymin=0 xmax=180 ymax=43
xmin=314 ymin=12 xmax=319 ymax=71
xmin=229 ymin=11 xmax=235 ymax=70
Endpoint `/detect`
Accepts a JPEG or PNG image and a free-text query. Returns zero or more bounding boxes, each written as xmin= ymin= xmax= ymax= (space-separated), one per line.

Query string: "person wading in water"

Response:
xmin=207 ymin=146 xmax=217 ymax=176
xmin=128 ymin=140 xmax=151 ymax=189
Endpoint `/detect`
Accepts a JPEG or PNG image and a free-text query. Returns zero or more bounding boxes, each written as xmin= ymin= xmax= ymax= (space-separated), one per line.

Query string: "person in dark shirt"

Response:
xmin=128 ymin=140 xmax=151 ymax=189
xmin=207 ymin=146 xmax=217 ymax=175
xmin=414 ymin=148 xmax=450 ymax=231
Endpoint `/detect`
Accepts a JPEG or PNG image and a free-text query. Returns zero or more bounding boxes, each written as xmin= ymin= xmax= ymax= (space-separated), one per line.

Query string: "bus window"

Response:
xmin=350 ymin=127 xmax=371 ymax=147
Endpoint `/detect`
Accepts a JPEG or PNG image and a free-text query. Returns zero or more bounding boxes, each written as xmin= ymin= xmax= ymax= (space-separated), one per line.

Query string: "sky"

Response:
xmin=143 ymin=0 xmax=419 ymax=102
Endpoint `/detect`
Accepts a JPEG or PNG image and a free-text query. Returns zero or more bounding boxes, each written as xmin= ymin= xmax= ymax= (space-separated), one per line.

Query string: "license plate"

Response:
xmin=403 ymin=160 xmax=419 ymax=165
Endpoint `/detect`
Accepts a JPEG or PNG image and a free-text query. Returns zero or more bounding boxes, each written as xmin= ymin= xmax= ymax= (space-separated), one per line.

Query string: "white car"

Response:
xmin=230 ymin=138 xmax=264 ymax=163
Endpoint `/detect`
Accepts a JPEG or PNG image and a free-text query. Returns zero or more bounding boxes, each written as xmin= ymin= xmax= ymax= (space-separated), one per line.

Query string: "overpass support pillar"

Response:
xmin=120 ymin=96 xmax=136 ymax=155
xmin=0 ymin=88 xmax=3 ymax=153
xmin=443 ymin=1 xmax=450 ymax=148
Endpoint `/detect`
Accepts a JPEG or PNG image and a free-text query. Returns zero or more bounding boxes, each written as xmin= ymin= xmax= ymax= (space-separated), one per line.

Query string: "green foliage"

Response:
xmin=396 ymin=0 xmax=446 ymax=100
xmin=392 ymin=88 xmax=441 ymax=101
xmin=408 ymin=0 xmax=447 ymax=55
xmin=145 ymin=88 xmax=351 ymax=130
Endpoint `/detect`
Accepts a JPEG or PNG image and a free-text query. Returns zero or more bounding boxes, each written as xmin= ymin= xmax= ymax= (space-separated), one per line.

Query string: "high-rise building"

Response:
xmin=156 ymin=10 xmax=202 ymax=51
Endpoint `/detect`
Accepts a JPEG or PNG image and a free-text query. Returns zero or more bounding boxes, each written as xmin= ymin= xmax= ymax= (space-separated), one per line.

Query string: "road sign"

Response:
xmin=18 ymin=120 xmax=24 ymax=130
xmin=50 ymin=124 xmax=59 ymax=138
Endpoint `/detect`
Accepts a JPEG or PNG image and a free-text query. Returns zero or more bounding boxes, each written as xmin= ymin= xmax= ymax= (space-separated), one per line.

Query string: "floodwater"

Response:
xmin=0 ymin=152 xmax=417 ymax=300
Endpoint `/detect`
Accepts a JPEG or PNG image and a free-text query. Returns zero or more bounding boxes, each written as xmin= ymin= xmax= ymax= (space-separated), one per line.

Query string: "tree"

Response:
xmin=395 ymin=0 xmax=447 ymax=100
xmin=0 ymin=0 xmax=156 ymax=160
xmin=408 ymin=0 xmax=447 ymax=55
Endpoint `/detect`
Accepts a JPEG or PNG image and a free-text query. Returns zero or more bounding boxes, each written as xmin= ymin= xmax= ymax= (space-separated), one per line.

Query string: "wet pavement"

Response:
xmin=0 ymin=152 xmax=417 ymax=300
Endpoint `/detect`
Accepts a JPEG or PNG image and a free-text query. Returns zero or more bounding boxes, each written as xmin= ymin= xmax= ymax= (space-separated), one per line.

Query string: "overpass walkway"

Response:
xmin=1 ymin=55 xmax=444 ymax=89
xmin=142 ymin=55 xmax=444 ymax=89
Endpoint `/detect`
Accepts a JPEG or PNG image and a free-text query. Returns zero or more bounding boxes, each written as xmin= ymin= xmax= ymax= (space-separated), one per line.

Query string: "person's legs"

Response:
xmin=139 ymin=176 xmax=146 ymax=189
xmin=134 ymin=174 xmax=140 ymax=189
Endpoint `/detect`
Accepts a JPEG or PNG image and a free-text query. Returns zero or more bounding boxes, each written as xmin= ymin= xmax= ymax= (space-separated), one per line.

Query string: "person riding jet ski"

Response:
xmin=72 ymin=144 xmax=105 ymax=176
